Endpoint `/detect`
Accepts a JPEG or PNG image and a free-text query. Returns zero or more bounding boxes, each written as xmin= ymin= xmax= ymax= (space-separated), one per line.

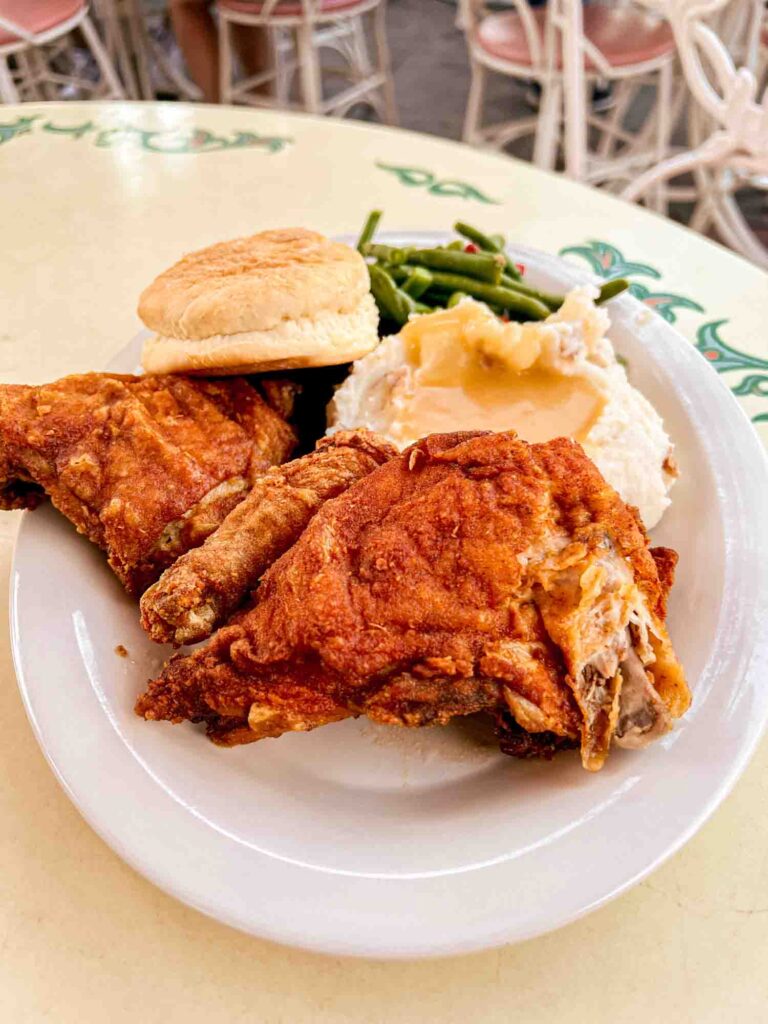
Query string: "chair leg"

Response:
xmin=349 ymin=16 xmax=372 ymax=81
xmin=0 ymin=54 xmax=20 ymax=102
xmin=711 ymin=185 xmax=768 ymax=268
xmin=562 ymin=77 xmax=587 ymax=180
xmin=373 ymin=1 xmax=397 ymax=125
xmin=297 ymin=22 xmax=322 ymax=114
xmin=218 ymin=14 xmax=234 ymax=104
xmin=80 ymin=14 xmax=125 ymax=98
xmin=125 ymin=0 xmax=154 ymax=99
xmin=91 ymin=0 xmax=139 ymax=97
xmin=622 ymin=135 xmax=730 ymax=205
xmin=29 ymin=47 xmax=57 ymax=99
xmin=144 ymin=19 xmax=201 ymax=100
xmin=533 ymin=80 xmax=562 ymax=170
xmin=13 ymin=50 xmax=40 ymax=100
xmin=272 ymin=28 xmax=293 ymax=106
xmin=688 ymin=195 xmax=714 ymax=235
xmin=595 ymin=79 xmax=632 ymax=159
xmin=651 ymin=61 xmax=673 ymax=215
xmin=462 ymin=59 xmax=486 ymax=144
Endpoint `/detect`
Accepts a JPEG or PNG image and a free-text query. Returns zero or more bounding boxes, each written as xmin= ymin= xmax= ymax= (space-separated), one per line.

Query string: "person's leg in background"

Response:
xmin=232 ymin=21 xmax=272 ymax=96
xmin=168 ymin=0 xmax=270 ymax=103
xmin=168 ymin=0 xmax=220 ymax=101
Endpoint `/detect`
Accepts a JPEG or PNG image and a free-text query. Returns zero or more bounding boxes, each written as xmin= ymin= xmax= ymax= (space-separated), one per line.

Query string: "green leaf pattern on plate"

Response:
xmin=695 ymin=320 xmax=768 ymax=374
xmin=731 ymin=374 xmax=768 ymax=398
xmin=559 ymin=240 xmax=661 ymax=280
xmin=561 ymin=239 xmax=768 ymax=425
xmin=626 ymin=283 xmax=704 ymax=324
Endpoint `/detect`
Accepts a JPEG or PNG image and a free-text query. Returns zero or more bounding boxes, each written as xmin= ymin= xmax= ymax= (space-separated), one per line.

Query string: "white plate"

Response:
xmin=10 ymin=235 xmax=768 ymax=959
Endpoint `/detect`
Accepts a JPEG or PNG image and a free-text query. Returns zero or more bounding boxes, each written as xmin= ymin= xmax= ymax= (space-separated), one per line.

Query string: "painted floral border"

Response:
xmin=560 ymin=239 xmax=768 ymax=426
xmin=375 ymin=161 xmax=500 ymax=205
xmin=0 ymin=114 xmax=291 ymax=155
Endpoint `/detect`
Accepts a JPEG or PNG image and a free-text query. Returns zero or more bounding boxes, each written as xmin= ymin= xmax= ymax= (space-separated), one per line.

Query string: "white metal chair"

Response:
xmin=459 ymin=0 xmax=678 ymax=206
xmin=216 ymin=0 xmax=397 ymax=121
xmin=91 ymin=0 xmax=201 ymax=100
xmin=0 ymin=1 xmax=123 ymax=103
xmin=623 ymin=0 xmax=768 ymax=268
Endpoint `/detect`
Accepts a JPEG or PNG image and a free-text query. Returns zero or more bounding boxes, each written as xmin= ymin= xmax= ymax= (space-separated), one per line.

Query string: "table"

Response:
xmin=1 ymin=101 xmax=767 ymax=1024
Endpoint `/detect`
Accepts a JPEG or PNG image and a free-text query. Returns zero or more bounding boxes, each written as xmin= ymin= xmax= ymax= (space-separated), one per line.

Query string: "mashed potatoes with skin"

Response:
xmin=329 ymin=287 xmax=676 ymax=527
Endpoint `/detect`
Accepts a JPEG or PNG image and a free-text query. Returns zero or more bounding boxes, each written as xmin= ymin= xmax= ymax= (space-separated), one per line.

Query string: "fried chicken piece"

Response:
xmin=136 ymin=431 xmax=689 ymax=770
xmin=140 ymin=430 xmax=397 ymax=646
xmin=493 ymin=712 xmax=579 ymax=760
xmin=0 ymin=373 xmax=296 ymax=594
xmin=251 ymin=377 xmax=301 ymax=421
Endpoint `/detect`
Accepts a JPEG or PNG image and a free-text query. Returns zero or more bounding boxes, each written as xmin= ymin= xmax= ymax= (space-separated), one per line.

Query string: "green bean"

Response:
xmin=454 ymin=221 xmax=497 ymax=251
xmin=597 ymin=278 xmax=630 ymax=304
xmin=445 ymin=240 xmax=465 ymax=251
xmin=421 ymin=287 xmax=515 ymax=319
xmin=366 ymin=243 xmax=503 ymax=283
xmin=357 ymin=210 xmax=382 ymax=252
xmin=368 ymin=265 xmax=417 ymax=327
xmin=454 ymin=221 xmax=522 ymax=281
xmin=363 ymin=242 xmax=410 ymax=264
xmin=500 ymin=257 xmax=523 ymax=283
xmin=490 ymin=234 xmax=506 ymax=249
xmin=500 ymin=275 xmax=563 ymax=311
xmin=406 ymin=247 xmax=503 ymax=283
xmin=402 ymin=267 xmax=433 ymax=299
xmin=407 ymin=267 xmax=550 ymax=320
xmin=393 ymin=265 xmax=548 ymax=321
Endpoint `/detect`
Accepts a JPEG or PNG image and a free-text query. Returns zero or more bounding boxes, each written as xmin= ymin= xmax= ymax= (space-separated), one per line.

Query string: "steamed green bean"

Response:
xmin=406 ymin=247 xmax=503 ymax=283
xmin=356 ymin=210 xmax=382 ymax=252
xmin=402 ymin=266 xmax=433 ymax=299
xmin=408 ymin=268 xmax=550 ymax=320
xmin=499 ymin=275 xmax=564 ymax=311
xmin=368 ymin=265 xmax=417 ymax=326
xmin=597 ymin=278 xmax=630 ymax=304
xmin=454 ymin=221 xmax=523 ymax=281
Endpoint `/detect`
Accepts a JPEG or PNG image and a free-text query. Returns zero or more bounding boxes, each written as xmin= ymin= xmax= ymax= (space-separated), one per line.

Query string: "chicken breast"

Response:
xmin=136 ymin=431 xmax=688 ymax=770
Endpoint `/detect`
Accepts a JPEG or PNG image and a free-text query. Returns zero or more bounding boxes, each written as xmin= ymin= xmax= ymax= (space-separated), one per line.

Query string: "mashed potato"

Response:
xmin=329 ymin=287 xmax=676 ymax=527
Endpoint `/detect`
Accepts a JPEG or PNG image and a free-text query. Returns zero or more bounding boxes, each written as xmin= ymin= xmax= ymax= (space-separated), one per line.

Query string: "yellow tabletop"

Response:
xmin=2 ymin=102 xmax=768 ymax=1023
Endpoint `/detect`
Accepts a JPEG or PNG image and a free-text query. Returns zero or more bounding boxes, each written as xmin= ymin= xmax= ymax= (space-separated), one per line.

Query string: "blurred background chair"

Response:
xmin=459 ymin=0 xmax=678 ymax=206
xmin=0 ymin=1 xmax=123 ymax=102
xmin=556 ymin=0 xmax=679 ymax=211
xmin=623 ymin=0 xmax=768 ymax=268
xmin=216 ymin=0 xmax=397 ymax=120
xmin=92 ymin=0 xmax=201 ymax=99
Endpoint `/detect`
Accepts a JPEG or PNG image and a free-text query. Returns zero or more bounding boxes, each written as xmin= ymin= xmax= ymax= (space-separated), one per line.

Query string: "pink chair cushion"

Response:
xmin=477 ymin=6 xmax=675 ymax=70
xmin=219 ymin=0 xmax=365 ymax=16
xmin=0 ymin=0 xmax=84 ymax=46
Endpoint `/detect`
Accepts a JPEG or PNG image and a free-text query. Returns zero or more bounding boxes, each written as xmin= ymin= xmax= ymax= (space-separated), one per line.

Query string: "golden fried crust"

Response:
xmin=137 ymin=431 xmax=688 ymax=765
xmin=140 ymin=429 xmax=397 ymax=645
xmin=138 ymin=229 xmax=370 ymax=339
xmin=650 ymin=546 xmax=678 ymax=619
xmin=0 ymin=374 xmax=297 ymax=595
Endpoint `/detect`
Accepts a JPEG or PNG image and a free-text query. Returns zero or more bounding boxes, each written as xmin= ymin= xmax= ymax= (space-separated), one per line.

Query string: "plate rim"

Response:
xmin=9 ymin=234 xmax=768 ymax=958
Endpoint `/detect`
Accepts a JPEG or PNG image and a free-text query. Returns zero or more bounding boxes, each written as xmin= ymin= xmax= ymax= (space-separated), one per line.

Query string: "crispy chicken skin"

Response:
xmin=140 ymin=430 xmax=397 ymax=646
xmin=0 ymin=373 xmax=296 ymax=594
xmin=136 ymin=431 xmax=689 ymax=769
